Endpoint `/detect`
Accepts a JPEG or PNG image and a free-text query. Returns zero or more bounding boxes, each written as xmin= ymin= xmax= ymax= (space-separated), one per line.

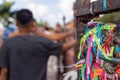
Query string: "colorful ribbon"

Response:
xmin=78 ymin=25 xmax=115 ymax=59
xmin=103 ymin=0 xmax=107 ymax=11
xmin=77 ymin=24 xmax=119 ymax=80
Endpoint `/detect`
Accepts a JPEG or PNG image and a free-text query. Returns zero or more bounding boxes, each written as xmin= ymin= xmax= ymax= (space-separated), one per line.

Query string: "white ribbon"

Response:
xmin=90 ymin=0 xmax=98 ymax=3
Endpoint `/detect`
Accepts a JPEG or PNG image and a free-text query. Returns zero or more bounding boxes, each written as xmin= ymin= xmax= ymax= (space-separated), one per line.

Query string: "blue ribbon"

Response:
xmin=96 ymin=23 xmax=103 ymax=45
xmin=93 ymin=42 xmax=97 ymax=55
xmin=78 ymin=72 xmax=82 ymax=80
xmin=98 ymin=53 xmax=120 ymax=65
xmin=103 ymin=0 xmax=107 ymax=11
xmin=115 ymin=45 xmax=120 ymax=53
xmin=118 ymin=23 xmax=120 ymax=30
xmin=88 ymin=75 xmax=90 ymax=80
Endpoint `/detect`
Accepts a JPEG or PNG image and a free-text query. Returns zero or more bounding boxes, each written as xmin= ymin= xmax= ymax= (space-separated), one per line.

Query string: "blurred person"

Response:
xmin=34 ymin=22 xmax=75 ymax=41
xmin=0 ymin=9 xmax=76 ymax=80
xmin=9 ymin=18 xmax=75 ymax=80
xmin=55 ymin=23 xmax=63 ymax=33
xmin=43 ymin=25 xmax=59 ymax=80
xmin=9 ymin=20 xmax=74 ymax=41
xmin=43 ymin=26 xmax=51 ymax=35
xmin=36 ymin=24 xmax=74 ymax=80
xmin=9 ymin=19 xmax=37 ymax=38
xmin=2 ymin=17 xmax=17 ymax=40
xmin=0 ymin=23 xmax=5 ymax=38
xmin=36 ymin=23 xmax=75 ymax=80
xmin=64 ymin=22 xmax=76 ymax=72
xmin=0 ymin=23 xmax=5 ymax=48
xmin=54 ymin=23 xmax=65 ymax=80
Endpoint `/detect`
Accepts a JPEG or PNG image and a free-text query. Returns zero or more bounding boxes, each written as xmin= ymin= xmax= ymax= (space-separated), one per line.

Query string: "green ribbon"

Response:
xmin=93 ymin=67 xmax=98 ymax=80
xmin=110 ymin=46 xmax=115 ymax=57
xmin=78 ymin=25 xmax=115 ymax=59
xmin=81 ymin=64 xmax=86 ymax=80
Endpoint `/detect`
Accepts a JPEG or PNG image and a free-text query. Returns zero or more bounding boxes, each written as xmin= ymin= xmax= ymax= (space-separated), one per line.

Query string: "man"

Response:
xmin=2 ymin=17 xmax=17 ymax=40
xmin=9 ymin=19 xmax=75 ymax=41
xmin=0 ymin=23 xmax=5 ymax=48
xmin=0 ymin=9 xmax=76 ymax=80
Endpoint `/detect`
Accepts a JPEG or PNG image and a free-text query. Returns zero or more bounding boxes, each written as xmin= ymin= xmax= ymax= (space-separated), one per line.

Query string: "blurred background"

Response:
xmin=0 ymin=0 xmax=76 ymax=26
xmin=0 ymin=0 xmax=120 ymax=80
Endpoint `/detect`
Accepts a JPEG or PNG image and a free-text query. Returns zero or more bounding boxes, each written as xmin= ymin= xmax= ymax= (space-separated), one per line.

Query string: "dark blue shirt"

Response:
xmin=0 ymin=35 xmax=62 ymax=80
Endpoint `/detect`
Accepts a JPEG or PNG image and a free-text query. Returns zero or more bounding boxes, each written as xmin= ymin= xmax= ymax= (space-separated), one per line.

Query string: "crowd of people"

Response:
xmin=0 ymin=9 xmax=77 ymax=80
xmin=0 ymin=8 xmax=120 ymax=80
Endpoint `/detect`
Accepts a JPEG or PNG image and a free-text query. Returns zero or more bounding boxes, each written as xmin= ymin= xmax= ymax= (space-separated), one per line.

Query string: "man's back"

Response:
xmin=0 ymin=35 xmax=62 ymax=80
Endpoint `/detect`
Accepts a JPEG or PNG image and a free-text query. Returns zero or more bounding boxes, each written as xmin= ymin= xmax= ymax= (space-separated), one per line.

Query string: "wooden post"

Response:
xmin=74 ymin=0 xmax=120 ymax=17
xmin=74 ymin=0 xmax=120 ymax=59
xmin=74 ymin=0 xmax=120 ymax=79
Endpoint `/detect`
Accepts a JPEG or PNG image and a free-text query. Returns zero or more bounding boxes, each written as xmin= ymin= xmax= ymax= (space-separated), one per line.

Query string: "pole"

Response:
xmin=63 ymin=15 xmax=66 ymax=28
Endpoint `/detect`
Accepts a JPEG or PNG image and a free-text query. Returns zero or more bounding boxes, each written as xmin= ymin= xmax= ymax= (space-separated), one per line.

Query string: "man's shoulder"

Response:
xmin=9 ymin=35 xmax=51 ymax=42
xmin=33 ymin=35 xmax=52 ymax=42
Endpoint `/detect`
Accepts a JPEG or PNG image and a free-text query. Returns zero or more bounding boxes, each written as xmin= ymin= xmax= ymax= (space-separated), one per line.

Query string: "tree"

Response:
xmin=0 ymin=2 xmax=13 ymax=22
xmin=37 ymin=20 xmax=45 ymax=27
xmin=37 ymin=20 xmax=51 ymax=27
xmin=100 ymin=12 xmax=120 ymax=24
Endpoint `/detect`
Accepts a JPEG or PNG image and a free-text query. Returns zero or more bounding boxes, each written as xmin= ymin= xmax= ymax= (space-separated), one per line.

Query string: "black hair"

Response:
xmin=43 ymin=26 xmax=49 ymax=31
xmin=16 ymin=9 xmax=34 ymax=25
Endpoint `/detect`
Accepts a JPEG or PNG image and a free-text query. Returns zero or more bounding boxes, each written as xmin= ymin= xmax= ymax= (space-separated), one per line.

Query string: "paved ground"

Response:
xmin=47 ymin=56 xmax=58 ymax=80
xmin=47 ymin=56 xmax=77 ymax=80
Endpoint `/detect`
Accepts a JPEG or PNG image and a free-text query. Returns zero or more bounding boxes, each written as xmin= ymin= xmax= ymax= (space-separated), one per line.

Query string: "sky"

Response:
xmin=0 ymin=0 xmax=76 ymax=27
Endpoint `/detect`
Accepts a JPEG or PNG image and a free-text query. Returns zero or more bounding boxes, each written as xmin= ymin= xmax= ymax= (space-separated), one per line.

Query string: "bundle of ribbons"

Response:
xmin=58 ymin=22 xmax=120 ymax=80
xmin=77 ymin=23 xmax=120 ymax=80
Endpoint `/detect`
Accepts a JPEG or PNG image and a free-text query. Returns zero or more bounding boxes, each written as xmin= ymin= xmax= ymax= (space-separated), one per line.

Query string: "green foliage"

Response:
xmin=0 ymin=2 xmax=13 ymax=20
xmin=37 ymin=20 xmax=50 ymax=27
xmin=37 ymin=20 xmax=45 ymax=27
xmin=100 ymin=12 xmax=120 ymax=24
